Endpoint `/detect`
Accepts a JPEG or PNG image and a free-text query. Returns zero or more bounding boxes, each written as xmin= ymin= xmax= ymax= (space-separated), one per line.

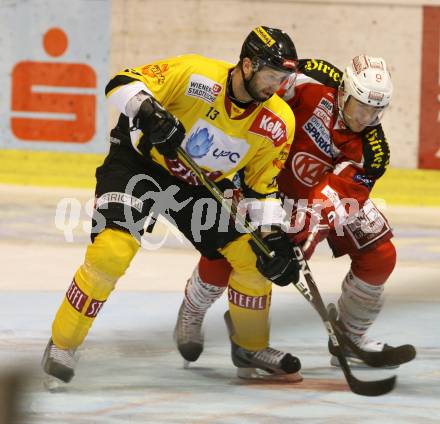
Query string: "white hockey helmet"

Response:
xmin=338 ymin=55 xmax=393 ymax=127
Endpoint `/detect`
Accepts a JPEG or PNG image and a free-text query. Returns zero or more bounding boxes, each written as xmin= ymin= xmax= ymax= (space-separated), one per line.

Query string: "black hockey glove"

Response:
xmin=249 ymin=228 xmax=300 ymax=287
xmin=133 ymin=96 xmax=185 ymax=159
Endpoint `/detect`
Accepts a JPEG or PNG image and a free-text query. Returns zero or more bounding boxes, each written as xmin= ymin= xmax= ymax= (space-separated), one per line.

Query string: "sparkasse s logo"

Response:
xmin=249 ymin=108 xmax=288 ymax=146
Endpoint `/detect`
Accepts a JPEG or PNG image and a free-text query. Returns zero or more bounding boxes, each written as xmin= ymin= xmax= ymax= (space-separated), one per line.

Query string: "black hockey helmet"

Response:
xmin=240 ymin=26 xmax=298 ymax=73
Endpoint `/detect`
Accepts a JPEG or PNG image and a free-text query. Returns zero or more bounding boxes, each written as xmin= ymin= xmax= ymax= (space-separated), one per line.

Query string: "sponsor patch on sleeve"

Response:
xmin=361 ymin=125 xmax=389 ymax=176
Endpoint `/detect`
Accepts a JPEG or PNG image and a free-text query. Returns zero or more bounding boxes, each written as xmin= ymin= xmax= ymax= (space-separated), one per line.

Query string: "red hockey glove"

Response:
xmin=289 ymin=206 xmax=330 ymax=260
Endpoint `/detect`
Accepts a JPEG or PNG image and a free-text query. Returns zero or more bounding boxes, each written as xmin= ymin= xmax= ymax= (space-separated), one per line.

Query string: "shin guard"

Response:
xmin=337 ymin=270 xmax=384 ymax=340
xmin=52 ymin=229 xmax=139 ymax=349
xmin=220 ymin=235 xmax=272 ymax=351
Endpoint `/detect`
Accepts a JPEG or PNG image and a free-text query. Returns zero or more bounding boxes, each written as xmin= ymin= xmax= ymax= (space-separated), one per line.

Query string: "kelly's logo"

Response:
xmin=304 ymin=59 xmax=341 ymax=82
xmin=249 ymin=108 xmax=288 ymax=146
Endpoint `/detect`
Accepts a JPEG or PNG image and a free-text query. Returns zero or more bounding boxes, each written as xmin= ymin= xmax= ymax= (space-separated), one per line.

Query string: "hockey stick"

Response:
xmin=326 ymin=304 xmax=415 ymax=368
xmin=176 ymin=147 xmax=396 ymax=396
xmin=177 ymin=147 xmax=415 ymax=368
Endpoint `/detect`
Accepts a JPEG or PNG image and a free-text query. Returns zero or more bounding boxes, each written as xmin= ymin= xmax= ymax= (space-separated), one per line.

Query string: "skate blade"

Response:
xmin=183 ymin=360 xmax=191 ymax=369
xmin=236 ymin=367 xmax=303 ymax=383
xmin=43 ymin=375 xmax=68 ymax=392
xmin=330 ymin=355 xmax=399 ymax=369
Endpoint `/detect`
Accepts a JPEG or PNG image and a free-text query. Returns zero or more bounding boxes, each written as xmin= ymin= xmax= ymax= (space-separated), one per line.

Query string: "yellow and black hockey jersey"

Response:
xmin=105 ymin=54 xmax=295 ymax=205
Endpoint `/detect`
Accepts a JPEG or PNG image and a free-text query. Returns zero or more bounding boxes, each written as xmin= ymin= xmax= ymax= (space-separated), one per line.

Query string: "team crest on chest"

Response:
xmin=292 ymin=152 xmax=332 ymax=187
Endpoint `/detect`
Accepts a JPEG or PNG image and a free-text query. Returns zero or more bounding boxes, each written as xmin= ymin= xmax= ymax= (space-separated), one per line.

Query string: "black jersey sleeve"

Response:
xmin=298 ymin=58 xmax=343 ymax=89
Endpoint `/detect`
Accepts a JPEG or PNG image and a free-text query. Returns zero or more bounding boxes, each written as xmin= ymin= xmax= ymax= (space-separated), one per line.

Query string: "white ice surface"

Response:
xmin=0 ymin=185 xmax=439 ymax=423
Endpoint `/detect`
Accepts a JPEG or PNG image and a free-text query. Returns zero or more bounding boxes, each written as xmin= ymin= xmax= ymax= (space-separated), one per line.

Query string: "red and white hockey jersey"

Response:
xmin=277 ymin=58 xmax=390 ymax=225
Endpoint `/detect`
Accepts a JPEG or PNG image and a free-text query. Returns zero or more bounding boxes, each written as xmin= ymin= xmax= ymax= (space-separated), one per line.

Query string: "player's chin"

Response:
xmin=353 ymin=123 xmax=368 ymax=132
xmin=346 ymin=119 xmax=367 ymax=133
xmin=257 ymin=92 xmax=273 ymax=102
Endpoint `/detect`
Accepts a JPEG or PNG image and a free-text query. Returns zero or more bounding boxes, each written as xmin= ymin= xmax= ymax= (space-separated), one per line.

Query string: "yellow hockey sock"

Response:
xmin=220 ymin=234 xmax=272 ymax=351
xmin=52 ymin=228 xmax=139 ymax=349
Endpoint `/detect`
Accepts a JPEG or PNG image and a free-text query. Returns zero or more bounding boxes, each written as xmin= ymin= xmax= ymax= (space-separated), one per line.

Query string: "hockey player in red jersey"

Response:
xmin=175 ymin=55 xmax=407 ymax=372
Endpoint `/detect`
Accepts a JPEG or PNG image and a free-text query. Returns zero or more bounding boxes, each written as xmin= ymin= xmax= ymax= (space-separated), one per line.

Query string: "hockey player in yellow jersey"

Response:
xmin=42 ymin=26 xmax=302 ymax=384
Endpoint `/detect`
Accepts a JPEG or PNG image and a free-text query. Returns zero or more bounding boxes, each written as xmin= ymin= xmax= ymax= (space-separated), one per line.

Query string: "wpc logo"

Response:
xmin=10 ymin=27 xmax=97 ymax=143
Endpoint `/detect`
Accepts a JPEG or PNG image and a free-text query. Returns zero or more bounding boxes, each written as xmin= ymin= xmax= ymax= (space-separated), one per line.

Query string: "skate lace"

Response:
xmin=49 ymin=343 xmax=75 ymax=368
xmin=179 ymin=307 xmax=203 ymax=344
xmin=253 ymin=347 xmax=285 ymax=367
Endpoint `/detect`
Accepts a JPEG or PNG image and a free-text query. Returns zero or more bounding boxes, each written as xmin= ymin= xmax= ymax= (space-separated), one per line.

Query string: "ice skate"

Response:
xmin=174 ymin=300 xmax=204 ymax=363
xmin=329 ymin=333 xmax=401 ymax=369
xmin=327 ymin=304 xmax=402 ymax=369
xmin=224 ymin=311 xmax=302 ymax=382
xmin=174 ymin=269 xmax=226 ymax=365
xmin=42 ymin=338 xmax=77 ymax=389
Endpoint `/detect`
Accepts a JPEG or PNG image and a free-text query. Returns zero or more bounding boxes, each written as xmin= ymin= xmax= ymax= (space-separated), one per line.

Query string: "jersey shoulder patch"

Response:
xmin=361 ymin=124 xmax=390 ymax=177
xmin=298 ymin=58 xmax=343 ymax=89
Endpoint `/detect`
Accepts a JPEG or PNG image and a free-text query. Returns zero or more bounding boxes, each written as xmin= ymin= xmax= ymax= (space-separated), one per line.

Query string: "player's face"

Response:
xmin=247 ymin=66 xmax=294 ymax=102
xmin=342 ymin=97 xmax=384 ymax=132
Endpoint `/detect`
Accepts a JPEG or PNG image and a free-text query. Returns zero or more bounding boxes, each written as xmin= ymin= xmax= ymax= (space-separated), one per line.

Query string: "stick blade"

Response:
xmin=362 ymin=344 xmax=416 ymax=368
xmin=348 ymin=374 xmax=397 ymax=397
